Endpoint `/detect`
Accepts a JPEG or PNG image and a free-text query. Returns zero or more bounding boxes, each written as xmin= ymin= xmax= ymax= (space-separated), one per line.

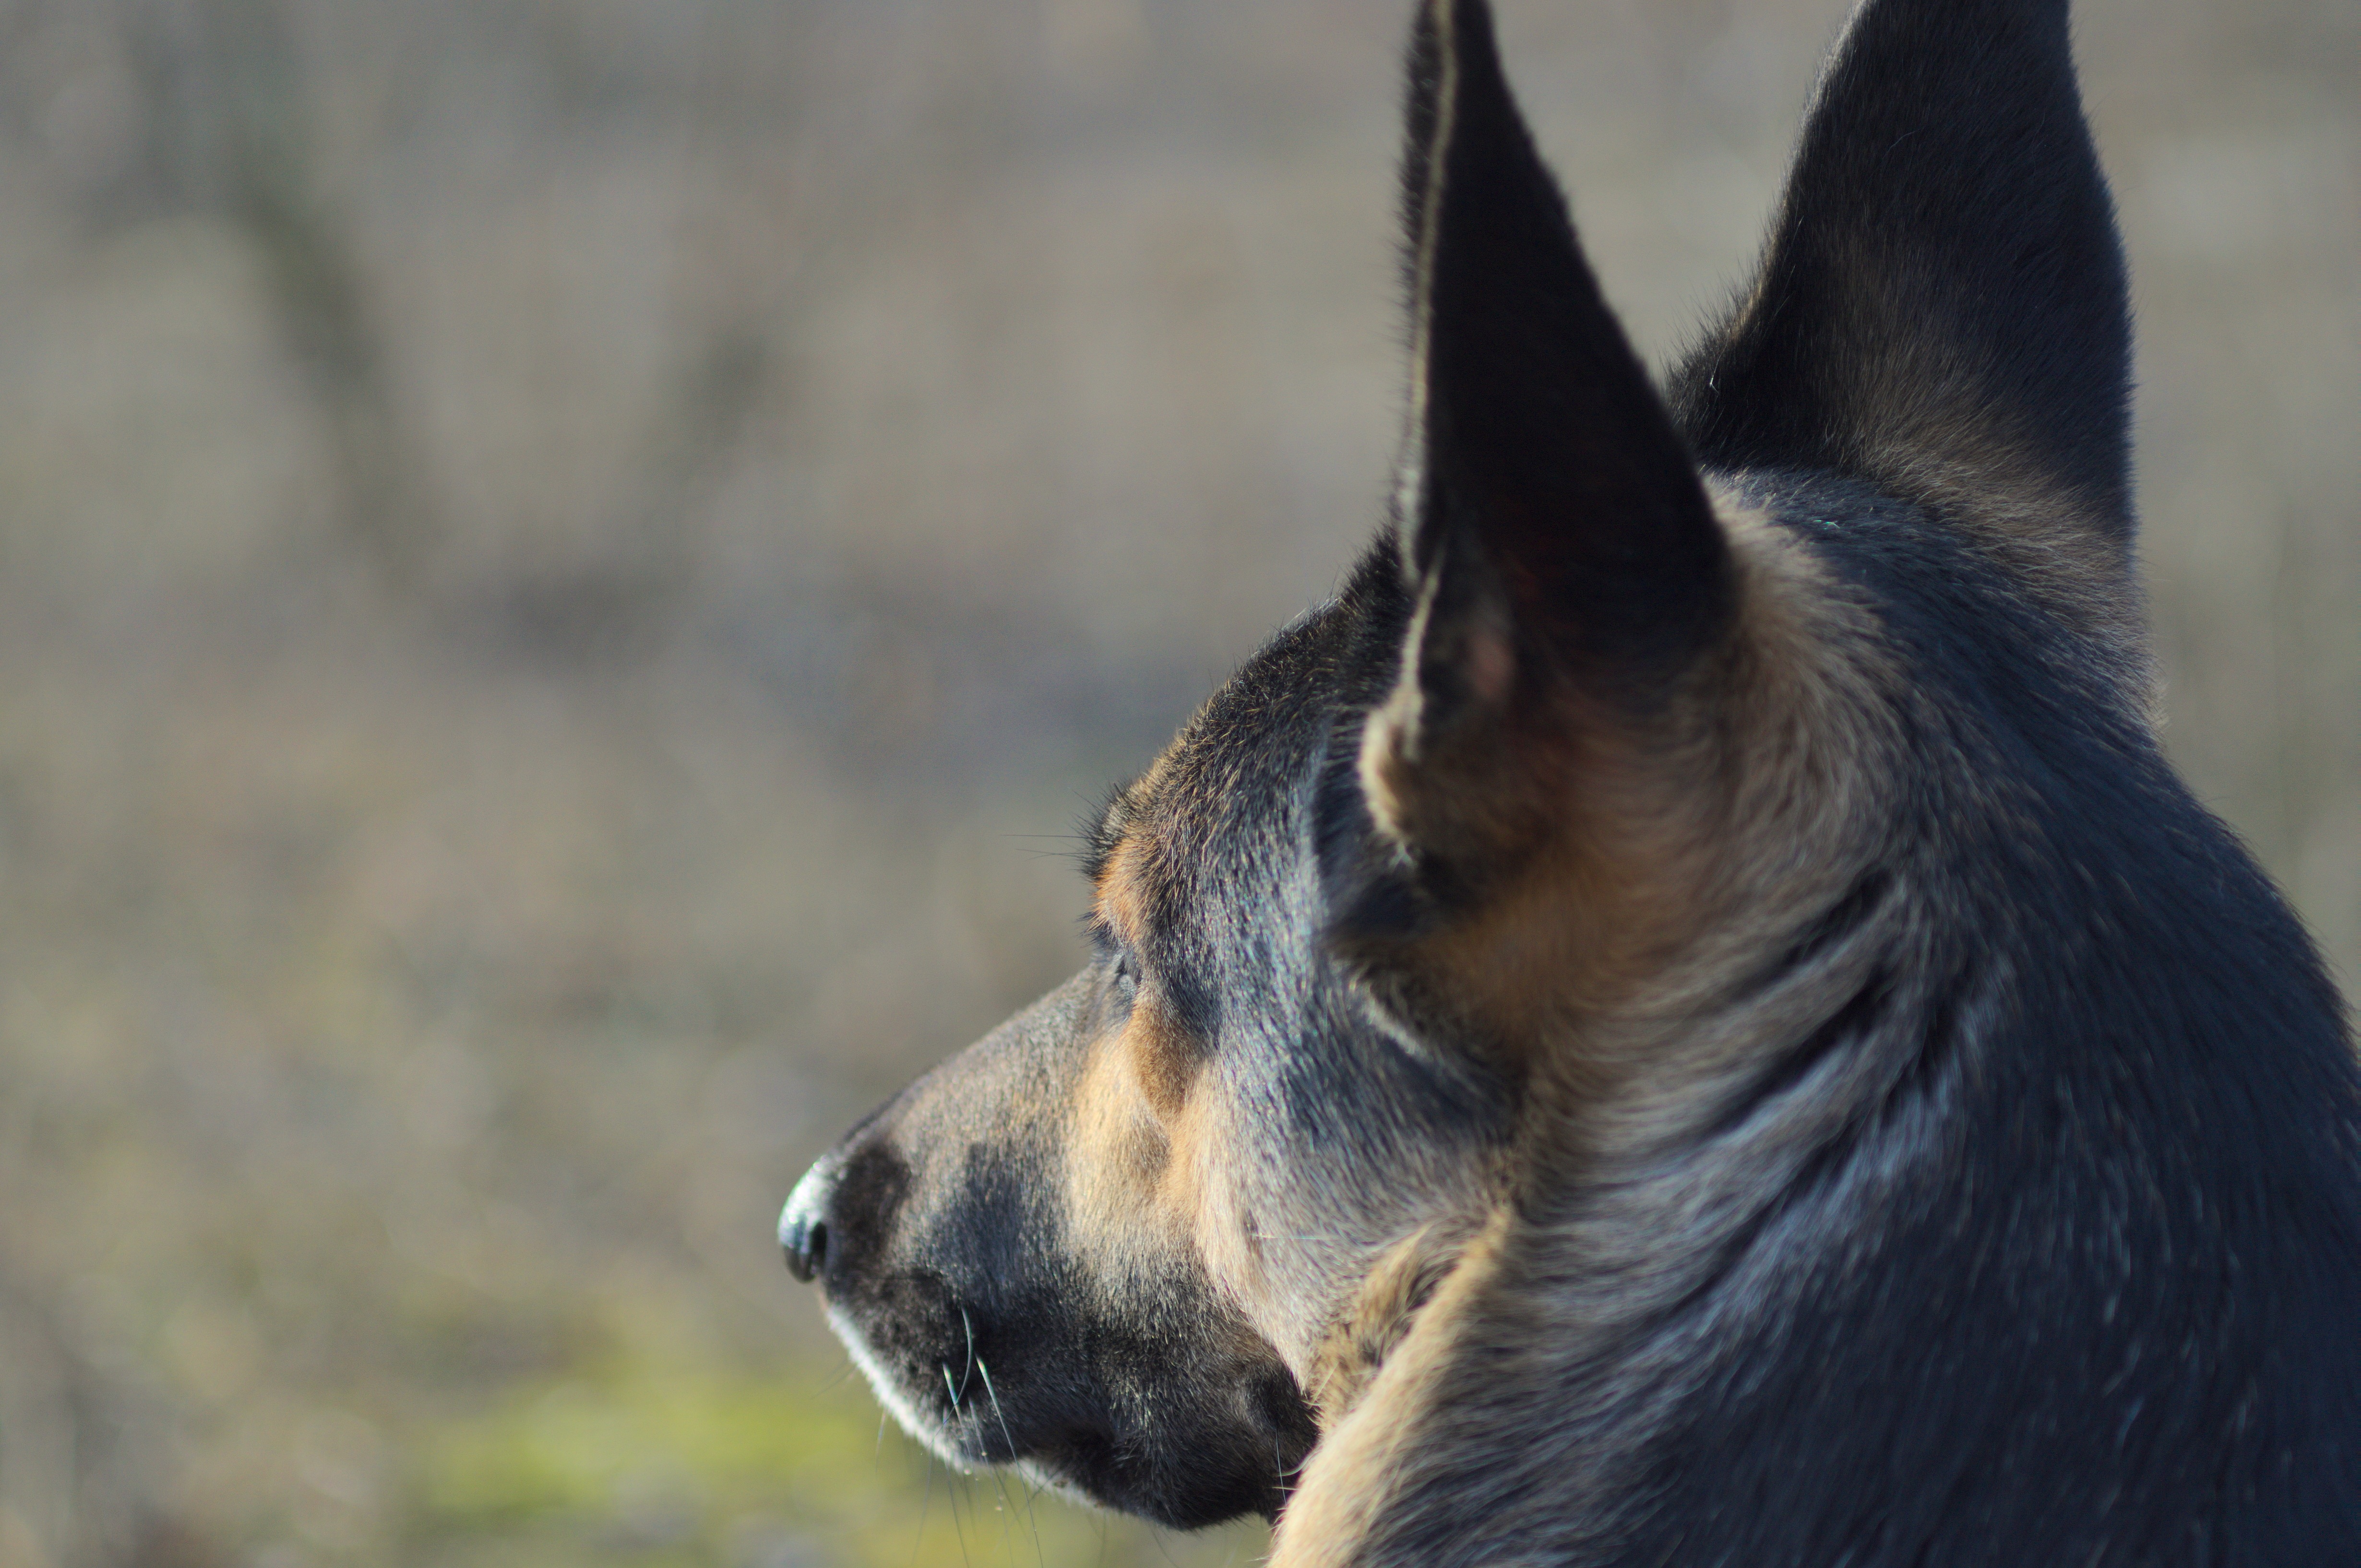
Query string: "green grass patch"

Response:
xmin=411 ymin=1356 xmax=1267 ymax=1568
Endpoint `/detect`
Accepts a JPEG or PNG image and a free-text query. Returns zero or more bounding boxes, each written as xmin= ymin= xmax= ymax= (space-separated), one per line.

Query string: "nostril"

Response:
xmin=788 ymin=1218 xmax=826 ymax=1284
xmin=780 ymin=1138 xmax=896 ymax=1290
xmin=780 ymin=1153 xmax=843 ymax=1285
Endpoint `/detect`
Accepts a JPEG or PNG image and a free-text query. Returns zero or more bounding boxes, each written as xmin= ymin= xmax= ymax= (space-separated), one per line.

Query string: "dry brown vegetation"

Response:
xmin=0 ymin=0 xmax=2350 ymax=1564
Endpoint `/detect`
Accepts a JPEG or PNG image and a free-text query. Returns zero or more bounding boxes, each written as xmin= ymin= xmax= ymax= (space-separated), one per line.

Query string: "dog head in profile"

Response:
xmin=782 ymin=0 xmax=2361 ymax=1559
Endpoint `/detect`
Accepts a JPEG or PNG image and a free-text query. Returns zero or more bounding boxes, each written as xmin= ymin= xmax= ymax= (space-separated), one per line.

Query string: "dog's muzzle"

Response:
xmin=771 ymin=978 xmax=1321 ymax=1529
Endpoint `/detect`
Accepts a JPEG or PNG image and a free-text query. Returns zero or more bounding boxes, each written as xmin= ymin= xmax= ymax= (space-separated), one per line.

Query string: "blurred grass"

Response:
xmin=411 ymin=1348 xmax=1266 ymax=1568
xmin=0 ymin=0 xmax=2351 ymax=1565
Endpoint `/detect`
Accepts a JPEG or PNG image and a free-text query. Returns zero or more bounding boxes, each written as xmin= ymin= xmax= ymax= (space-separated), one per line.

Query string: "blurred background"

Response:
xmin=0 ymin=0 xmax=2349 ymax=1563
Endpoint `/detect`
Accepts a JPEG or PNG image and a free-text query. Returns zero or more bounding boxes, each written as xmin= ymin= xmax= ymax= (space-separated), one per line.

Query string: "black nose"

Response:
xmin=779 ymin=1150 xmax=841 ymax=1283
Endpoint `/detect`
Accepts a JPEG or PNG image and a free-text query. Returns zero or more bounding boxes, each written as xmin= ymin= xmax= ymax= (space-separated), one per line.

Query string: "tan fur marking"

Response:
xmin=1089 ymin=823 xmax=1207 ymax=1115
xmin=1270 ymin=1207 xmax=1514 ymax=1567
xmin=1094 ymin=808 xmax=1159 ymax=943
xmin=1064 ymin=823 xmax=1238 ymax=1318
xmin=1128 ymin=1008 xmax=1197 ymax=1121
xmin=1359 ymin=568 xmax=1442 ymax=854
xmin=1305 ymin=1221 xmax=1475 ymax=1423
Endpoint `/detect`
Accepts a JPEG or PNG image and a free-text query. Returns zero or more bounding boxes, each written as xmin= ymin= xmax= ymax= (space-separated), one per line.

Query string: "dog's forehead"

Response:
xmin=1094 ymin=597 xmax=1368 ymax=941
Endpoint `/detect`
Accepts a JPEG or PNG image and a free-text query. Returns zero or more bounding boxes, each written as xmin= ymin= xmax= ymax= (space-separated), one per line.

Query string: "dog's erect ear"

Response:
xmin=1379 ymin=0 xmax=1738 ymax=732
xmin=1672 ymin=0 xmax=2133 ymax=544
xmin=1392 ymin=0 xmax=1728 ymax=714
xmin=1339 ymin=0 xmax=1731 ymax=947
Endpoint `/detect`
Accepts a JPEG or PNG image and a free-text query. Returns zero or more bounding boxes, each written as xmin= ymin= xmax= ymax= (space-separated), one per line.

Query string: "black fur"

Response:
xmin=1354 ymin=474 xmax=2361 ymax=1562
xmin=1673 ymin=0 xmax=2134 ymax=535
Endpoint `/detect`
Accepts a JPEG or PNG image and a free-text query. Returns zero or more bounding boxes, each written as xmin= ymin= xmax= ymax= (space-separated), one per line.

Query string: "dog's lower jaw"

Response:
xmin=1021 ymin=1418 xmax=1303 ymax=1532
xmin=825 ymin=1297 xmax=1314 ymax=1531
xmin=991 ymin=1398 xmax=1312 ymax=1531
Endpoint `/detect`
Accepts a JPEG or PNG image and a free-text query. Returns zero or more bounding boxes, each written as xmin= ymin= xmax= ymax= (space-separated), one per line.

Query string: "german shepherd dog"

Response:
xmin=782 ymin=0 xmax=2361 ymax=1559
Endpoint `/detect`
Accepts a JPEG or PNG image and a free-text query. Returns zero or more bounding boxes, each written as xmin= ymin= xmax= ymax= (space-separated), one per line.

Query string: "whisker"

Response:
xmin=1148 ymin=1523 xmax=1187 ymax=1568
xmin=946 ymin=1468 xmax=976 ymax=1568
xmin=977 ymin=1351 xmax=1053 ymax=1558
xmin=943 ymin=1364 xmax=964 ymax=1420
xmin=986 ymin=1439 xmax=1043 ymax=1568
xmin=1022 ymin=1474 xmax=1051 ymax=1568
xmin=1008 ymin=1442 xmax=1050 ymax=1568
xmin=911 ymin=1451 xmax=936 ymax=1568
xmin=977 ymin=1357 xmax=1023 ymax=1469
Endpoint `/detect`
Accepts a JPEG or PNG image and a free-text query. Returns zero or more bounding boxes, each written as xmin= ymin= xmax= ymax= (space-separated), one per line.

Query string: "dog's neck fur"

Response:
xmin=1279 ymin=933 xmax=1930 ymax=1562
xmin=1285 ymin=499 xmax=1920 ymax=1552
xmin=1282 ymin=513 xmax=2361 ymax=1562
